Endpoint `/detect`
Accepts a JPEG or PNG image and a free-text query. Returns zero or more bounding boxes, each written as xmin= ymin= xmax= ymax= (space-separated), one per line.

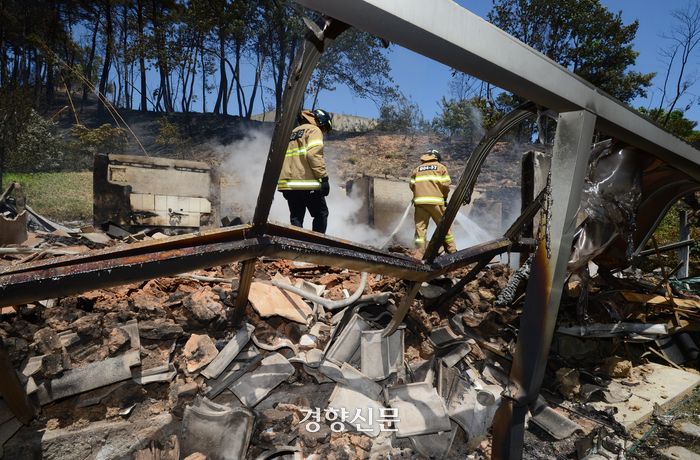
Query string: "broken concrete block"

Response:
xmin=248 ymin=281 xmax=313 ymax=324
xmin=36 ymin=350 xmax=140 ymax=405
xmin=183 ymin=334 xmax=219 ymax=373
xmin=387 ymin=382 xmax=452 ymax=438
xmin=419 ymin=282 xmax=447 ymax=300
xmin=360 ymin=327 xmax=404 ymax=381
xmin=555 ymin=367 xmax=581 ymax=399
xmin=181 ymin=397 xmax=254 ymax=460
xmin=200 ymin=323 xmax=254 ymax=379
xmin=327 ymin=384 xmax=384 ymax=437
xmin=229 ymin=352 xmax=294 ymax=407
xmin=32 ymin=327 xmax=62 ymax=354
xmin=22 ymin=356 xmax=44 ymax=377
xmin=139 ymin=319 xmax=184 ymax=340
xmin=598 ymin=357 xmax=632 ymax=378
xmin=325 ymin=313 xmax=371 ymax=366
xmin=175 ymin=381 xmax=199 ymax=398
xmin=299 ymin=334 xmax=317 ymax=348
xmin=107 ymin=328 xmax=130 ymax=355
xmin=70 ymin=314 xmax=103 ymax=339
xmin=183 ymin=287 xmax=226 ymax=324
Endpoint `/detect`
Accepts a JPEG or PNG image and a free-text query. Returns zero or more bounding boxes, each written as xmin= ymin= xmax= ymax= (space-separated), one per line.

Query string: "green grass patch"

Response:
xmin=3 ymin=171 xmax=92 ymax=223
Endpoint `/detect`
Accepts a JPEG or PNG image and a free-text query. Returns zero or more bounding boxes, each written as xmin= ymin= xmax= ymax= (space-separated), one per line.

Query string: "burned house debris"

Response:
xmin=93 ymin=154 xmax=215 ymax=233
xmin=2 ymin=0 xmax=700 ymax=459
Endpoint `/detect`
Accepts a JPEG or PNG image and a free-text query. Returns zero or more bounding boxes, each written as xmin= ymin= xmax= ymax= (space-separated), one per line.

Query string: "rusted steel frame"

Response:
xmin=234 ymin=259 xmax=257 ymax=313
xmin=492 ymin=110 xmax=596 ymax=460
xmin=428 ymin=238 xmax=513 ymax=274
xmin=0 ymin=237 xmax=269 ymax=307
xmin=267 ymin=222 xmax=414 ymax=262
xmin=0 ymin=234 xmax=514 ymax=309
xmin=0 ymin=340 xmax=36 ymax=424
xmin=423 ymin=102 xmax=538 ymax=263
xmin=0 ymin=224 xmax=255 ymax=276
xmin=252 ymin=18 xmax=349 ymax=227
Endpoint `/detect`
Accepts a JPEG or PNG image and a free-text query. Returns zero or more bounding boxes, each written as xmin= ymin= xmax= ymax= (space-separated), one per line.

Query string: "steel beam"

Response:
xmin=492 ymin=110 xmax=596 ymax=459
xmin=233 ymin=259 xmax=256 ymax=315
xmin=294 ymin=0 xmax=700 ymax=181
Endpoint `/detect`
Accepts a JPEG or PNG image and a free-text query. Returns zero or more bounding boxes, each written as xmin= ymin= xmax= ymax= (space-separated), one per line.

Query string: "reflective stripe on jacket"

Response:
xmin=278 ymin=111 xmax=327 ymax=191
xmin=410 ymin=153 xmax=451 ymax=204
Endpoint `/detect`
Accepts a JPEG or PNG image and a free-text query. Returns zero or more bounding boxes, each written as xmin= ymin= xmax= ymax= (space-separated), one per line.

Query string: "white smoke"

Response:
xmin=215 ymin=130 xmax=385 ymax=246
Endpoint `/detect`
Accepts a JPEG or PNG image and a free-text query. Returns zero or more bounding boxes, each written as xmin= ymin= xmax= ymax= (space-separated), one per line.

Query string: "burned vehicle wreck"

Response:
xmin=1 ymin=0 xmax=700 ymax=459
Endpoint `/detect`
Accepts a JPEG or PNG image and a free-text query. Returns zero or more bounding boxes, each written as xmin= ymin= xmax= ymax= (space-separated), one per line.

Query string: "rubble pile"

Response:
xmin=0 ymin=240 xmax=521 ymax=460
xmin=2 ymin=186 xmax=700 ymax=459
xmin=2 ymin=235 xmax=700 ymax=459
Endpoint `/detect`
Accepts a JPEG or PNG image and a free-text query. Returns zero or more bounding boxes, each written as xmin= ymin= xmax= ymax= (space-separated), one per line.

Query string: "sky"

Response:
xmin=308 ymin=0 xmax=699 ymax=123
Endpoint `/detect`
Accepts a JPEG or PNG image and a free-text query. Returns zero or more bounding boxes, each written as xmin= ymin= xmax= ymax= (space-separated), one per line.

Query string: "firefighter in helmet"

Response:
xmin=410 ymin=149 xmax=457 ymax=254
xmin=278 ymin=108 xmax=333 ymax=233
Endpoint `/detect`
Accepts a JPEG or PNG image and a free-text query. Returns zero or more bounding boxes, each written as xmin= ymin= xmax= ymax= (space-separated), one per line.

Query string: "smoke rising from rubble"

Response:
xmin=215 ymin=130 xmax=385 ymax=245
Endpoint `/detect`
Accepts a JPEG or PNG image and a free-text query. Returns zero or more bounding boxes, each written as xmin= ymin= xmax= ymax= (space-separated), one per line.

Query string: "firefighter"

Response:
xmin=410 ymin=149 xmax=458 ymax=254
xmin=278 ymin=108 xmax=333 ymax=233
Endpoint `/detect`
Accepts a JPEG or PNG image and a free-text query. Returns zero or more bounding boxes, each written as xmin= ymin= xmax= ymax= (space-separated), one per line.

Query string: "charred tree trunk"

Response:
xmin=82 ymin=11 xmax=100 ymax=107
xmin=137 ymin=0 xmax=147 ymax=111
xmin=97 ymin=0 xmax=113 ymax=116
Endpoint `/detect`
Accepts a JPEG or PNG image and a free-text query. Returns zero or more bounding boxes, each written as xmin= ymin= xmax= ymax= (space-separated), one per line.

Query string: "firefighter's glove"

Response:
xmin=320 ymin=177 xmax=330 ymax=197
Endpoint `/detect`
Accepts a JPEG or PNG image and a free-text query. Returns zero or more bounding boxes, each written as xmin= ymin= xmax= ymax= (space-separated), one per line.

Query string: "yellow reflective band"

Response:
xmin=414 ymin=196 xmax=446 ymax=205
xmin=278 ymin=179 xmax=322 ymax=190
xmin=285 ymin=147 xmax=307 ymax=157
xmin=306 ymin=139 xmax=323 ymax=149
xmin=412 ymin=175 xmax=450 ymax=183
xmin=444 ymin=235 xmax=455 ymax=242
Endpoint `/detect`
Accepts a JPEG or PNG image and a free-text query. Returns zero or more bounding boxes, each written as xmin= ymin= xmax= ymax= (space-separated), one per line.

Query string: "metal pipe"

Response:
xmin=637 ymin=239 xmax=694 ymax=257
xmin=272 ymin=272 xmax=368 ymax=310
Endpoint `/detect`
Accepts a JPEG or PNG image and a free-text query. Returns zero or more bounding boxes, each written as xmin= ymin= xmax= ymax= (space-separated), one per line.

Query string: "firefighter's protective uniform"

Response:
xmin=278 ymin=110 xmax=329 ymax=233
xmin=410 ymin=152 xmax=457 ymax=254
